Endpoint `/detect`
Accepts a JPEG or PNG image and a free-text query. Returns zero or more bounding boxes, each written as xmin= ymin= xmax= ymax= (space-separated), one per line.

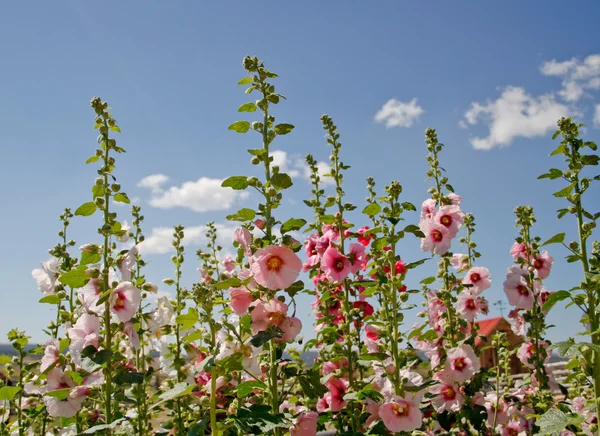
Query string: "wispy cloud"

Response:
xmin=540 ymin=54 xmax=600 ymax=102
xmin=374 ymin=98 xmax=424 ymax=128
xmin=141 ymin=223 xmax=238 ymax=255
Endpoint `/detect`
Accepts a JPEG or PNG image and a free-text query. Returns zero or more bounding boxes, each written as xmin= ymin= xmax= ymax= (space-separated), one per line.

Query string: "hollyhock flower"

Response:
xmin=430 ymin=371 xmax=464 ymax=413
xmin=32 ymin=258 xmax=60 ymax=295
xmin=379 ymin=396 xmax=422 ymax=432
xmin=501 ymin=420 xmax=527 ymax=436
xmin=353 ymin=300 xmax=374 ymax=317
xmin=483 ymin=393 xmax=510 ymax=426
xmin=216 ymin=339 xmax=261 ymax=376
xmin=323 ymin=377 xmax=348 ymax=412
xmin=503 ymin=268 xmax=534 ymax=310
xmin=123 ymin=321 xmax=140 ymax=350
xmin=364 ymin=398 xmax=381 ymax=427
xmin=147 ymin=297 xmax=175 ymax=337
xmin=116 ymin=220 xmax=131 ymax=243
xmin=357 ymin=226 xmax=373 ymax=246
xmin=143 ymin=282 xmax=158 ymax=294
xmin=445 ymin=344 xmax=480 ymax=383
xmin=278 ymin=316 xmax=302 ymax=342
xmin=420 ymin=220 xmax=452 ymax=255
xmin=365 ymin=324 xmax=381 ymax=341
xmin=451 ymin=253 xmax=469 ymax=272
xmin=517 ymin=341 xmax=549 ymax=369
xmin=41 ymin=339 xmax=60 ymax=373
xmin=222 ymin=255 xmax=236 ymax=273
xmin=233 ymin=227 xmax=252 ymax=256
xmin=508 ymin=309 xmax=526 ymax=336
xmin=456 ymin=292 xmax=486 ymax=322
xmin=79 ymin=269 xmax=118 ymax=315
xmin=420 ymin=198 xmax=437 ymax=221
xmin=462 ymin=267 xmax=491 ymax=295
xmin=510 ymin=242 xmax=528 ymax=260
xmin=303 ymin=233 xmax=321 ymax=270
xmin=251 ymin=245 xmax=302 ymax=290
xmin=118 ymin=245 xmax=139 ymax=282
xmin=321 ymin=246 xmax=352 ymax=283
xmin=110 ymin=281 xmax=141 ymax=323
xmin=348 ymin=243 xmax=366 ymax=274
xmin=41 ymin=368 xmax=85 ymax=418
xmin=67 ymin=314 xmax=100 ymax=363
xmin=448 ymin=193 xmax=463 ymax=205
xmin=315 ymin=229 xmax=337 ymax=255
xmin=229 ymin=287 xmax=253 ymax=315
xmin=289 ymin=411 xmax=318 ymax=436
xmin=533 ymin=250 xmax=554 ymax=279
xmin=434 ymin=205 xmax=464 ymax=238
xmin=250 ymin=299 xmax=302 ymax=342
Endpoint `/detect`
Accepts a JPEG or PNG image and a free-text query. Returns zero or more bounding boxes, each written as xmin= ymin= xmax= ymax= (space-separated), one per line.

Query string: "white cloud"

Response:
xmin=141 ymin=223 xmax=238 ymax=255
xmin=374 ymin=98 xmax=424 ymax=128
xmin=138 ymin=176 xmax=249 ymax=212
xmin=271 ymin=150 xmax=334 ymax=186
xmin=462 ymin=86 xmax=569 ymax=150
xmin=594 ymin=104 xmax=600 ymax=127
xmin=540 ymin=54 xmax=600 ymax=102
xmin=137 ymin=174 xmax=169 ymax=193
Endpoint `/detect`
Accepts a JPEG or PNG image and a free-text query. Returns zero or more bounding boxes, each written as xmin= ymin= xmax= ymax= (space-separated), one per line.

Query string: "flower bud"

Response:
xmin=251 ymin=156 xmax=260 ymax=165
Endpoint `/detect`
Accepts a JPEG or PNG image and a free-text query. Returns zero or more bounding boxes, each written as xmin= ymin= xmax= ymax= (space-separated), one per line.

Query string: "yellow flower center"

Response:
xmin=267 ymin=256 xmax=283 ymax=271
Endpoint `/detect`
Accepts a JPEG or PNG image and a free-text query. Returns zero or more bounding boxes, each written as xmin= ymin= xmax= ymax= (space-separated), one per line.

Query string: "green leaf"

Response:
xmin=538 ymin=168 xmax=563 ymax=180
xmin=238 ymin=102 xmax=257 ymax=113
xmin=237 ymin=77 xmax=253 ymax=85
xmin=75 ymin=202 xmax=97 ymax=217
xmin=362 ymin=203 xmax=381 ymax=217
xmin=221 ymin=176 xmax=248 ymax=190
xmin=542 ymin=290 xmax=570 ymax=312
xmin=420 ymin=276 xmax=436 ymax=285
xmin=550 ymin=144 xmax=568 ymax=156
xmin=0 ymin=356 xmax=11 ymax=365
xmin=0 ymin=386 xmax=20 ymax=400
xmin=274 ymin=123 xmax=294 ymax=135
xmin=237 ymin=380 xmax=267 ymax=398
xmin=250 ymin=328 xmax=283 ymax=347
xmin=228 ymin=121 xmax=251 ymax=133
xmin=541 ymin=233 xmax=565 ymax=247
xmin=80 ymin=251 xmax=102 ymax=266
xmin=187 ymin=415 xmax=210 ymax=436
xmin=372 ymin=238 xmax=389 ymax=250
xmin=281 ymin=218 xmax=306 ymax=234
xmin=581 ymin=154 xmax=600 ymax=166
xmin=176 ymin=308 xmax=198 ymax=331
xmin=114 ymin=193 xmax=130 ymax=204
xmin=113 ymin=370 xmax=144 ymax=385
xmin=85 ymin=156 xmax=99 ymax=164
xmin=271 ymin=173 xmax=293 ymax=190
xmin=215 ymin=277 xmax=243 ymax=290
xmin=405 ymin=258 xmax=428 ymax=269
xmin=39 ymin=294 xmax=62 ymax=304
xmin=154 ymin=383 xmax=195 ymax=407
xmin=359 ymin=352 xmax=389 ymax=361
xmin=553 ymin=182 xmax=576 ymax=198
xmin=247 ymin=148 xmax=267 ymax=157
xmin=535 ymin=408 xmax=569 ymax=435
xmin=80 ymin=347 xmax=112 ymax=373
xmin=44 ymin=388 xmax=71 ymax=400
xmin=226 ymin=208 xmax=256 ymax=222
xmin=77 ymin=419 xmax=127 ymax=434
xmin=59 ymin=265 xmax=90 ymax=289
xmin=551 ymin=341 xmax=581 ymax=358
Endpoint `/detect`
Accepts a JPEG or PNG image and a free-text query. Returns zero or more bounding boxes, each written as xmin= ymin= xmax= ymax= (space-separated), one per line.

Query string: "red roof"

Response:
xmin=472 ymin=317 xmax=504 ymax=347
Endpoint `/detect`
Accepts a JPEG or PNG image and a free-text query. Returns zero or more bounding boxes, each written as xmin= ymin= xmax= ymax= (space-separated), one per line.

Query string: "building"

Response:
xmin=472 ymin=317 xmax=525 ymax=375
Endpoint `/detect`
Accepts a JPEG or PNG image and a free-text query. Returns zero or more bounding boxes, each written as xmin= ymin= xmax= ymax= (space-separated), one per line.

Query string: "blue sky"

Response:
xmin=2 ymin=2 xmax=600 ymax=344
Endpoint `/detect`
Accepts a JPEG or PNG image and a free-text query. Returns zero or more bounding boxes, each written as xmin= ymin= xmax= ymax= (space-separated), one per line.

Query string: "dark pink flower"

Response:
xmin=321 ymin=246 xmax=352 ymax=283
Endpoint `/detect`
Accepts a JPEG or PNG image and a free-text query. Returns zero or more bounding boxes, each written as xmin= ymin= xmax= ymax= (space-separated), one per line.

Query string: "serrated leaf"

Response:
xmin=542 ymin=290 xmax=570 ymax=312
xmin=228 ymin=121 xmax=251 ymax=133
xmin=176 ymin=308 xmax=198 ymax=331
xmin=151 ymin=383 xmax=195 ymax=410
xmin=0 ymin=386 xmax=20 ymax=400
xmin=541 ymin=233 xmax=565 ymax=247
xmin=362 ymin=203 xmax=381 ymax=217
xmin=215 ymin=277 xmax=243 ymax=290
xmin=281 ymin=218 xmax=306 ymax=234
xmin=553 ymin=182 xmax=576 ymax=198
xmin=221 ymin=176 xmax=248 ymax=190
xmin=238 ymin=102 xmax=257 ymax=113
xmin=114 ymin=193 xmax=130 ymax=204
xmin=75 ymin=202 xmax=97 ymax=217
xmin=536 ymin=408 xmax=569 ymax=435
xmin=271 ymin=173 xmax=293 ymax=190
xmin=59 ymin=266 xmax=90 ymax=289
xmin=226 ymin=208 xmax=256 ymax=222
xmin=39 ymin=295 xmax=62 ymax=304
xmin=372 ymin=238 xmax=389 ymax=250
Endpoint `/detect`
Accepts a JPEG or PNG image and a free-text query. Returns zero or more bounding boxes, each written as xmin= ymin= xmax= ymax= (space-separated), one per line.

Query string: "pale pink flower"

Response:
xmin=503 ymin=268 xmax=534 ymax=310
xmin=429 ymin=371 xmax=464 ymax=413
xmin=41 ymin=339 xmax=60 ymax=373
xmin=379 ymin=396 xmax=422 ymax=432
xmin=79 ymin=269 xmax=117 ymax=315
xmin=450 ymin=253 xmax=469 ymax=272
xmin=533 ymin=250 xmax=554 ymax=279
xmin=445 ymin=344 xmax=480 ymax=383
xmin=462 ymin=267 xmax=491 ymax=295
xmin=32 ymin=258 xmax=60 ymax=295
xmin=323 ymin=377 xmax=348 ymax=412
xmin=517 ymin=341 xmax=549 ymax=369
xmin=501 ymin=421 xmax=527 ymax=436
xmin=250 ymin=299 xmax=301 ymax=342
xmin=233 ymin=227 xmax=252 ymax=256
xmin=118 ymin=245 xmax=138 ymax=282
xmin=222 ymin=255 xmax=236 ymax=273
xmin=420 ymin=220 xmax=452 ymax=255
xmin=41 ymin=368 xmax=85 ymax=418
xmin=420 ymin=198 xmax=437 ymax=221
xmin=123 ymin=321 xmax=140 ymax=350
xmin=320 ymin=246 xmax=352 ymax=283
xmin=289 ymin=411 xmax=318 ymax=436
xmin=110 ymin=281 xmax=141 ymax=323
xmin=279 ymin=316 xmax=302 ymax=342
xmin=434 ymin=205 xmax=464 ymax=238
xmin=67 ymin=314 xmax=100 ymax=362
xmin=483 ymin=392 xmax=510 ymax=426
xmin=508 ymin=309 xmax=526 ymax=336
xmin=348 ymin=243 xmax=366 ymax=274
xmin=456 ymin=293 xmax=485 ymax=322
xmin=510 ymin=242 xmax=528 ymax=260
xmin=229 ymin=287 xmax=253 ymax=315
xmin=448 ymin=193 xmax=463 ymax=205
xmin=364 ymin=398 xmax=381 ymax=427
xmin=251 ymin=245 xmax=302 ymax=290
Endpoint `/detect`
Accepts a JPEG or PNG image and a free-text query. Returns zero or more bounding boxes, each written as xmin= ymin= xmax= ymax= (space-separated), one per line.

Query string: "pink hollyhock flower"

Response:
xmin=420 ymin=220 xmax=452 ymax=255
xmin=508 ymin=309 xmax=526 ymax=336
xmin=353 ymin=300 xmax=374 ymax=317
xmin=222 ymin=255 xmax=236 ymax=273
xmin=420 ymin=198 xmax=437 ymax=221
xmin=67 ymin=314 xmax=100 ymax=362
xmin=365 ymin=324 xmax=381 ymax=341
xmin=357 ymin=226 xmax=373 ymax=246
xmin=41 ymin=368 xmax=85 ymax=418
xmin=430 ymin=371 xmax=464 ymax=413
xmin=379 ymin=396 xmax=422 ymax=432
xmin=483 ymin=393 xmax=510 ymax=426
xmin=123 ymin=321 xmax=140 ymax=350
xmin=348 ymin=243 xmax=366 ymax=274
xmin=510 ymin=242 xmax=528 ymax=260
xmin=364 ymin=398 xmax=381 ymax=427
xmin=517 ymin=341 xmax=549 ymax=369
xmin=289 ymin=411 xmax=318 ymax=436
xmin=448 ymin=193 xmax=463 ymax=205
xmin=456 ymin=292 xmax=485 ymax=322
xmin=462 ymin=267 xmax=491 ymax=295
xmin=303 ymin=233 xmax=321 ymax=270
xmin=503 ymin=268 xmax=534 ymax=310
xmin=32 ymin=257 xmax=60 ymax=295
xmin=500 ymin=420 xmax=527 ymax=436
xmin=79 ymin=269 xmax=118 ymax=315
xmin=321 ymin=246 xmax=352 ymax=283
xmin=250 ymin=299 xmax=301 ymax=342
xmin=251 ymin=245 xmax=302 ymax=290
xmin=110 ymin=281 xmax=141 ymax=323
xmin=279 ymin=316 xmax=302 ymax=342
xmin=434 ymin=205 xmax=464 ymax=238
xmin=451 ymin=253 xmax=469 ymax=272
xmin=445 ymin=344 xmax=480 ymax=383
xmin=254 ymin=219 xmax=265 ymax=229
xmin=118 ymin=245 xmax=139 ymax=282
xmin=324 ymin=377 xmax=348 ymax=412
xmin=41 ymin=339 xmax=60 ymax=373
xmin=229 ymin=287 xmax=253 ymax=315
xmin=233 ymin=227 xmax=252 ymax=256
xmin=533 ymin=250 xmax=554 ymax=279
